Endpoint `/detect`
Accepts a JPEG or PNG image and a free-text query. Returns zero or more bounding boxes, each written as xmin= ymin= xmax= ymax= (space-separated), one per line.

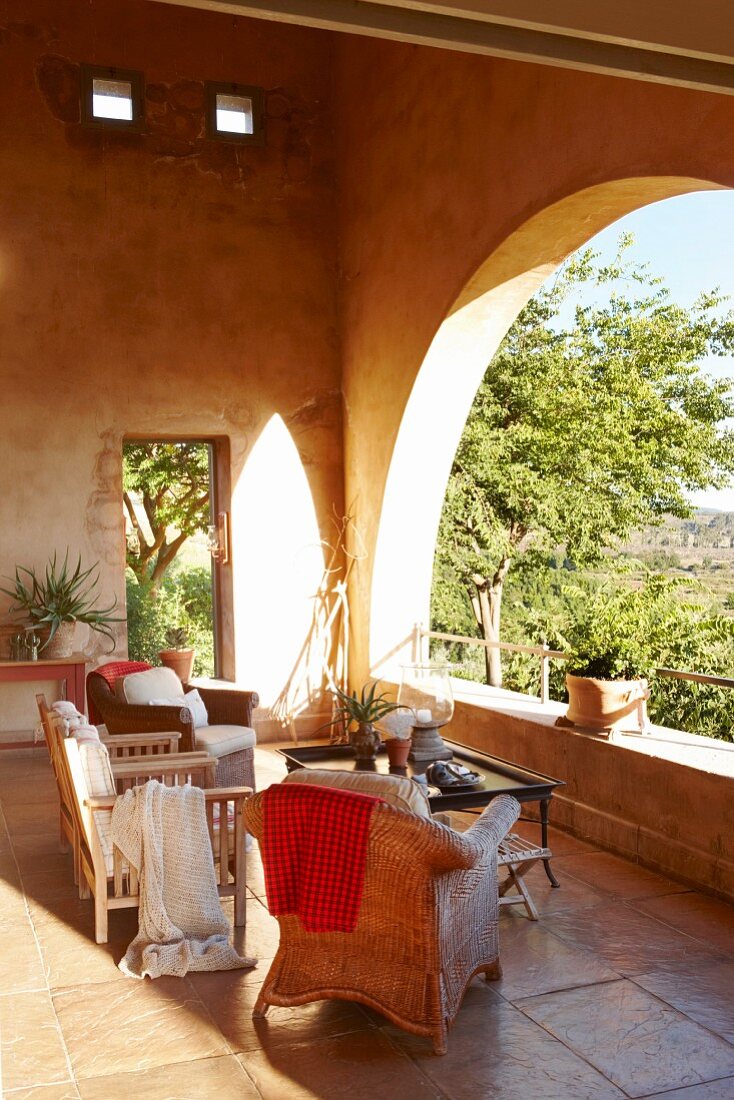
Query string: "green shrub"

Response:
xmin=125 ymin=566 xmax=215 ymax=677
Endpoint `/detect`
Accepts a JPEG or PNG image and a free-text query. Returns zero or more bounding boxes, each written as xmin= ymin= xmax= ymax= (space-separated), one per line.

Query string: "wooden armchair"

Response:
xmin=39 ymin=696 xmax=251 ymax=944
xmin=244 ymin=789 xmax=520 ymax=1055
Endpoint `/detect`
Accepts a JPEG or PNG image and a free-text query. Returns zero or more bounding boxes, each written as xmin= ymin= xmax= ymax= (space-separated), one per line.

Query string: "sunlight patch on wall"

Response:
xmin=232 ymin=414 xmax=325 ymax=709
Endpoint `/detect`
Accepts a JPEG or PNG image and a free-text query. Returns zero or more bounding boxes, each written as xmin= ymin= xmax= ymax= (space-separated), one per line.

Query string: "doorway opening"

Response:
xmin=122 ymin=438 xmax=226 ymax=678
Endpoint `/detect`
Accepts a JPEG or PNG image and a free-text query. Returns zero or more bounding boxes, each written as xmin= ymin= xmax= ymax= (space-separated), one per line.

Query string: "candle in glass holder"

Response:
xmin=415 ymin=708 xmax=433 ymax=725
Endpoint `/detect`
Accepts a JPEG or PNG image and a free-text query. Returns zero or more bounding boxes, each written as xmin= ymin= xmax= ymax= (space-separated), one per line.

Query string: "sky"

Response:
xmin=553 ymin=190 xmax=734 ymax=512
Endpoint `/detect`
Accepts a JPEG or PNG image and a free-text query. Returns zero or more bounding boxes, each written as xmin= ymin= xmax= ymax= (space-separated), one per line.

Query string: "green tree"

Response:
xmin=434 ymin=238 xmax=734 ymax=685
xmin=123 ymin=442 xmax=211 ymax=589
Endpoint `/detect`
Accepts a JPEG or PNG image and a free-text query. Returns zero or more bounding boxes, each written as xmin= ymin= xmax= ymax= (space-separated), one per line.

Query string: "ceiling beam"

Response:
xmin=152 ymin=0 xmax=734 ymax=95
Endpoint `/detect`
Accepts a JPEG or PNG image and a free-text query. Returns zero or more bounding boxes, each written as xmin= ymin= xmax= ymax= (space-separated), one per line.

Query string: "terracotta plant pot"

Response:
xmin=385 ymin=737 xmax=412 ymax=768
xmin=349 ymin=721 xmax=381 ymax=762
xmin=158 ymin=647 xmax=195 ymax=683
xmin=565 ymin=673 xmax=649 ymax=734
xmin=41 ymin=621 xmax=76 ymax=659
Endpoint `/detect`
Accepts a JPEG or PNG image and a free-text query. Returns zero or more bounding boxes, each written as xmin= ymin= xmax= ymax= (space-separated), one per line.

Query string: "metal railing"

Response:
xmin=416 ymin=625 xmax=734 ymax=705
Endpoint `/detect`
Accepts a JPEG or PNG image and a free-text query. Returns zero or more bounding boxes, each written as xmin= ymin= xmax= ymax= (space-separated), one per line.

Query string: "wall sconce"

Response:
xmin=207 ymin=511 xmax=230 ymax=565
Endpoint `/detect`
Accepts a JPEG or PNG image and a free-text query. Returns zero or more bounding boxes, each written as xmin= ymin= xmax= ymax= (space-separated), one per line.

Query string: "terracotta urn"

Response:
xmin=565 ymin=673 xmax=649 ymax=734
xmin=158 ymin=647 xmax=195 ymax=683
xmin=350 ymin=720 xmax=381 ymax=762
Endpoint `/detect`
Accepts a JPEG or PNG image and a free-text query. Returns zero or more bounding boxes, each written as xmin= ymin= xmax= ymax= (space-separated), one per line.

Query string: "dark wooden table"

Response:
xmin=278 ymin=737 xmax=565 ymax=886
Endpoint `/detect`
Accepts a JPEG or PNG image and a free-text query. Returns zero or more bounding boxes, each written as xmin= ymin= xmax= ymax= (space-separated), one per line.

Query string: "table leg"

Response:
xmin=540 ymin=798 xmax=560 ymax=887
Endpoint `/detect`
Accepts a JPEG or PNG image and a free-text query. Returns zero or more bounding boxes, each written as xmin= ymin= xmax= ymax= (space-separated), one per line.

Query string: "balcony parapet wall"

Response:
xmin=446 ymin=682 xmax=734 ymax=904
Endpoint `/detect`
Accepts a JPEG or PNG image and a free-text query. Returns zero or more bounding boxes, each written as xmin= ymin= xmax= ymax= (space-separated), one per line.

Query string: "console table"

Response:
xmin=0 ymin=654 xmax=87 ymax=714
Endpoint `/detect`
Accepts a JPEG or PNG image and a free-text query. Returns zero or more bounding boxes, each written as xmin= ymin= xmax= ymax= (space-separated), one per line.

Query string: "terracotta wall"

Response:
xmin=0 ymin=0 xmax=340 ymax=730
xmin=333 ymin=37 xmax=734 ymax=680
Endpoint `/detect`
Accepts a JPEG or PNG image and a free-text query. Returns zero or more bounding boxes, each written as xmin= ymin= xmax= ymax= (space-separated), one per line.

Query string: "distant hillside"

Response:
xmin=625 ymin=510 xmax=734 ymax=553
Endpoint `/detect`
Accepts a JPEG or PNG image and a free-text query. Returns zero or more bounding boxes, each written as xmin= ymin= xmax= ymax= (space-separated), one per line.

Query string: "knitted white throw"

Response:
xmin=111 ymin=780 xmax=256 ymax=979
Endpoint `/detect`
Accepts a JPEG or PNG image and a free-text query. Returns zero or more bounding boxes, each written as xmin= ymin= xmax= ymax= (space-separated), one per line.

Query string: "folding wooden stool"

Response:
xmin=497 ymin=833 xmax=552 ymax=921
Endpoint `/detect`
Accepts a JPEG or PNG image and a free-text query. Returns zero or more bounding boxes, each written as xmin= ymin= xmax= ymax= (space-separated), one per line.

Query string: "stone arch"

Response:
xmin=368 ymin=176 xmax=725 ymax=676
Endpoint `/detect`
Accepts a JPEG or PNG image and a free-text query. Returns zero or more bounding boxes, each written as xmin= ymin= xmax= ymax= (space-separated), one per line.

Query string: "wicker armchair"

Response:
xmin=87 ymin=672 xmax=258 ymax=792
xmin=244 ymin=790 xmax=520 ymax=1055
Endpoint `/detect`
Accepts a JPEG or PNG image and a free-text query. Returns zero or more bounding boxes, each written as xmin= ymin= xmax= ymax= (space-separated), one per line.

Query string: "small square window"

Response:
xmin=80 ymin=65 xmax=144 ymax=130
xmin=92 ymin=78 xmax=133 ymax=121
xmin=206 ymin=82 xmax=264 ymax=145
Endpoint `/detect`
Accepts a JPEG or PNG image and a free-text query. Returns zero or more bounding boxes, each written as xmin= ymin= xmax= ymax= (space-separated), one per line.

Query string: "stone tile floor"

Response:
xmin=2 ymin=745 xmax=734 ymax=1099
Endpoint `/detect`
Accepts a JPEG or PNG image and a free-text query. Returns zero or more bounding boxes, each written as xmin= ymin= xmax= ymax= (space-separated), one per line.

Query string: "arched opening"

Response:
xmin=369 ymin=177 xmax=726 ymax=678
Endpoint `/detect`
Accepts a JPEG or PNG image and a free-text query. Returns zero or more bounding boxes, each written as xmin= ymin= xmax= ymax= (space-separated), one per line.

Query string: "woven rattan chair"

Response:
xmin=244 ymin=789 xmax=520 ymax=1054
xmin=87 ymin=668 xmax=258 ymax=792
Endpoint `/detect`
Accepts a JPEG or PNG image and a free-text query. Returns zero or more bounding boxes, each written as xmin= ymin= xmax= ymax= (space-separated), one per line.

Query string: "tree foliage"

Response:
xmin=123 ymin=442 xmax=211 ymax=588
xmin=433 ymin=237 xmax=734 ymax=685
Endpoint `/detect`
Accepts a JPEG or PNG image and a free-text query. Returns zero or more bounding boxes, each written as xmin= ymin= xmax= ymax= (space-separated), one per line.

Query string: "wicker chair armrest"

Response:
xmin=185 ymin=685 xmax=259 ymax=727
xmin=101 ymin=699 xmax=196 ymax=752
xmin=462 ymin=795 xmax=522 ymax=852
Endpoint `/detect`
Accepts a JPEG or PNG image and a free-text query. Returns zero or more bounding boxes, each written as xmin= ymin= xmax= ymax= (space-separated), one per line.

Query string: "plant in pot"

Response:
xmin=377 ymin=708 xmax=415 ymax=768
xmin=159 ymin=626 xmax=195 ymax=683
xmin=0 ymin=552 xmax=123 ymax=658
xmin=329 ymin=683 xmax=404 ymax=763
xmin=558 ymin=582 xmax=654 ymax=735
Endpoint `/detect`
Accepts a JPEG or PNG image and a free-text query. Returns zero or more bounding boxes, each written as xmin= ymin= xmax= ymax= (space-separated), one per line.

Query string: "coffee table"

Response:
xmin=278 ymin=737 xmax=565 ymax=886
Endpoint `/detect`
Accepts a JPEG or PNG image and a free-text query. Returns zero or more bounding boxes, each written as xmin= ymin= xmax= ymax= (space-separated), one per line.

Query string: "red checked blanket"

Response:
xmin=86 ymin=660 xmax=151 ymax=723
xmin=261 ymin=782 xmax=384 ymax=933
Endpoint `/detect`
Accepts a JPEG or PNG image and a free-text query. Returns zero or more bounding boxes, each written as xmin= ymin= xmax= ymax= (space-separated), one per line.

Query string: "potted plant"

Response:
xmin=559 ymin=582 xmax=653 ymax=734
xmin=330 ymin=683 xmax=404 ymax=763
xmin=377 ymin=708 xmax=414 ymax=767
xmin=0 ymin=552 xmax=123 ymax=658
xmin=159 ymin=626 xmax=195 ymax=683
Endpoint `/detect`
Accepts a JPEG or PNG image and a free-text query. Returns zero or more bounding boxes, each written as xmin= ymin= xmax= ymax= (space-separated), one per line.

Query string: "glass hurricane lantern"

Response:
xmin=398 ymin=663 xmax=454 ymax=762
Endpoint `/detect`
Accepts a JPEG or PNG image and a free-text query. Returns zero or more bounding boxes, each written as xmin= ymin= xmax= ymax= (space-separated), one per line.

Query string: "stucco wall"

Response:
xmin=334 ymin=37 xmax=734 ymax=682
xmin=0 ymin=0 xmax=340 ymax=731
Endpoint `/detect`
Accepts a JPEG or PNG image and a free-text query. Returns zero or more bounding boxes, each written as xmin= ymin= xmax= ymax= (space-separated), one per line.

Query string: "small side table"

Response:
xmin=0 ymin=653 xmax=87 ymax=714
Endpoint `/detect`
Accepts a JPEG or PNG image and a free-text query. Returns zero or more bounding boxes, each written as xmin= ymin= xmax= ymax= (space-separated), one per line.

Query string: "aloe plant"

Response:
xmin=331 ymin=682 xmax=403 ymax=728
xmin=164 ymin=626 xmax=189 ymax=650
xmin=0 ymin=551 xmax=124 ymax=651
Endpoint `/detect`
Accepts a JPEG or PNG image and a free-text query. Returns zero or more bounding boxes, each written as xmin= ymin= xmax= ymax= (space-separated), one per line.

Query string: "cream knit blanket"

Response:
xmin=111 ymin=780 xmax=256 ymax=979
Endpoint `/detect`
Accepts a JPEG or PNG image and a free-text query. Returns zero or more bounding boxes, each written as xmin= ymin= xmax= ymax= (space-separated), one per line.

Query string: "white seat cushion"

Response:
xmin=195 ymin=724 xmax=256 ymax=760
xmin=282 ymin=767 xmax=432 ymax=818
xmin=119 ymin=667 xmax=185 ymax=705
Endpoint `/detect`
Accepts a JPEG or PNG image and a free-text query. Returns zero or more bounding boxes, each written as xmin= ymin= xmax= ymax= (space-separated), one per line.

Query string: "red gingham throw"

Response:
xmin=261 ymin=783 xmax=384 ymax=933
xmin=86 ymin=660 xmax=151 ymax=723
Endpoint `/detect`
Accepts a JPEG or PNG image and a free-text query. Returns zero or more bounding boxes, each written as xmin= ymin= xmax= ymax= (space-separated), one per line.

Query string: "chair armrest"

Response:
xmin=85 ymin=795 xmax=117 ymax=810
xmin=204 ymin=786 xmax=253 ymax=800
xmin=97 ymin=698 xmax=196 ymax=752
xmin=463 ymin=795 xmax=523 ymax=851
xmin=110 ymin=752 xmax=215 ymax=784
xmin=186 ymin=685 xmax=259 ymax=727
xmin=103 ymin=732 xmax=181 ymax=753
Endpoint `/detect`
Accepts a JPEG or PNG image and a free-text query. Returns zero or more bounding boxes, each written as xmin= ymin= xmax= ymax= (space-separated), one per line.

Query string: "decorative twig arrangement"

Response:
xmin=268 ymin=506 xmax=366 ymax=743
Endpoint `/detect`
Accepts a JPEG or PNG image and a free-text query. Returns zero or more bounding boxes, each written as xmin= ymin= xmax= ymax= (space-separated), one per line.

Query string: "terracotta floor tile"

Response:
xmin=389 ymin=999 xmax=624 ymax=1099
xmin=3 ymin=801 xmax=60 ymax=835
xmin=642 ymin=1078 xmax=734 ymax=1098
xmin=4 ymin=1084 xmax=80 ymax=1100
xmin=495 ymin=918 xmax=619 ymax=1000
xmin=632 ymin=891 xmax=734 ymax=956
xmin=501 ymin=861 xmax=608 ymax=916
xmin=543 ymin=902 xmax=729 ymax=974
xmin=190 ymin=967 xmax=373 ymax=1053
xmin=515 ymin=817 xmax=601 ymax=857
xmin=76 ymin=1054 xmax=259 ymax=1099
xmin=558 ymin=851 xmax=689 ymax=901
xmin=518 ymin=978 xmax=734 ymax=1098
xmin=632 ymin=958 xmax=734 ymax=1044
xmin=20 ymin=866 xmax=82 ymax=904
xmin=0 ymin=924 xmax=48 ymax=995
xmin=31 ymin=900 xmax=138 ymax=989
xmin=0 ymin=990 xmax=71 ymax=1092
xmin=239 ymin=1030 xmax=445 ymax=1099
xmin=53 ymin=977 xmax=228 ymax=1079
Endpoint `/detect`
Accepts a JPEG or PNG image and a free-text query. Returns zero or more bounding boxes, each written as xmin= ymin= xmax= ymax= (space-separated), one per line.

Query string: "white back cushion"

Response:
xmin=121 ymin=666 xmax=184 ymax=705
